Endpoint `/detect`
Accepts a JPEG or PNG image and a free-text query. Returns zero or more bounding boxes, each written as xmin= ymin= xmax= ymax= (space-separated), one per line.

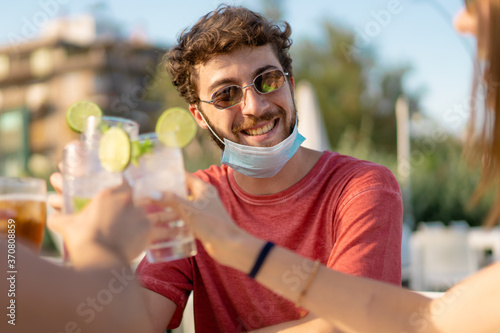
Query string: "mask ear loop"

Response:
xmin=196 ymin=108 xmax=226 ymax=146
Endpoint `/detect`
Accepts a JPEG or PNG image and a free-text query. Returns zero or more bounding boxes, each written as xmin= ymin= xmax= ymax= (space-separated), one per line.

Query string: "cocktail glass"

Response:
xmin=0 ymin=177 xmax=47 ymax=252
xmin=126 ymin=133 xmax=197 ymax=263
xmin=61 ymin=116 xmax=139 ymax=261
xmin=63 ymin=116 xmax=140 ymax=214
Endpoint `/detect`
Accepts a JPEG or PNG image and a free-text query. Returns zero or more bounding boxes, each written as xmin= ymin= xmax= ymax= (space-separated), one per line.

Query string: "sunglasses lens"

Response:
xmin=209 ymin=70 xmax=286 ymax=109
xmin=212 ymin=86 xmax=243 ymax=109
xmin=255 ymin=70 xmax=285 ymax=94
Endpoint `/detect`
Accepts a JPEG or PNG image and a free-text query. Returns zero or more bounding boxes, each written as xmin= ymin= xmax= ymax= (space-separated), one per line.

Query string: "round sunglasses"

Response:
xmin=199 ymin=69 xmax=289 ymax=110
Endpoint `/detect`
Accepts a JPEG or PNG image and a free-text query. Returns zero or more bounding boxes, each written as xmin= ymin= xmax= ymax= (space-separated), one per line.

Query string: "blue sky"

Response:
xmin=0 ymin=0 xmax=475 ymax=133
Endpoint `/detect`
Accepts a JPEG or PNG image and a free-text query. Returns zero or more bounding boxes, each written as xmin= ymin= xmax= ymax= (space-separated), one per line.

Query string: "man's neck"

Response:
xmin=231 ymin=147 xmax=323 ymax=196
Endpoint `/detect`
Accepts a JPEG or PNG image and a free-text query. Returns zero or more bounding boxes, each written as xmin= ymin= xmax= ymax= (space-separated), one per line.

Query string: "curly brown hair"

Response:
xmin=164 ymin=4 xmax=293 ymax=105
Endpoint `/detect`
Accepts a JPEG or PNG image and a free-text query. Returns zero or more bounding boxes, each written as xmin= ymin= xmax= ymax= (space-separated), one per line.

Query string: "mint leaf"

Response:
xmin=130 ymin=139 xmax=154 ymax=166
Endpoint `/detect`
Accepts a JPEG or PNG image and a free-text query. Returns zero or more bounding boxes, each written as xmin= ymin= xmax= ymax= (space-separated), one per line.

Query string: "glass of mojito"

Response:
xmin=60 ymin=114 xmax=139 ymax=262
xmin=127 ymin=133 xmax=197 ymax=263
xmin=63 ymin=116 xmax=139 ymax=215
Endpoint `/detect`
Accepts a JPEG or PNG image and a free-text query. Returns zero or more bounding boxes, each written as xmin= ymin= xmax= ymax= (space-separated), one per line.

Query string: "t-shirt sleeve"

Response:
xmin=135 ymin=256 xmax=194 ymax=329
xmin=328 ymin=164 xmax=403 ymax=285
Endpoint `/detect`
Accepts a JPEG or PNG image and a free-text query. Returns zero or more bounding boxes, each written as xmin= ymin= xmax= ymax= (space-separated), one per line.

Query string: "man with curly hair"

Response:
xmin=136 ymin=5 xmax=403 ymax=332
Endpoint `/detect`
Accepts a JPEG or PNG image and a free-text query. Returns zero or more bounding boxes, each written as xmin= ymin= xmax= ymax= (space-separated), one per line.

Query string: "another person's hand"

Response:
xmin=48 ymin=140 xmax=81 ymax=213
xmin=48 ymin=181 xmax=153 ymax=267
xmin=153 ymin=173 xmax=251 ymax=266
xmin=48 ymin=171 xmax=63 ymax=213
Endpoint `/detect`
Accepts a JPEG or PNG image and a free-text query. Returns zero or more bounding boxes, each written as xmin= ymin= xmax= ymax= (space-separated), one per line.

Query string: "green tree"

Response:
xmin=410 ymin=136 xmax=493 ymax=227
xmin=292 ymin=22 xmax=421 ymax=155
xmin=368 ymin=66 xmax=422 ymax=154
xmin=293 ymin=23 xmax=371 ymax=149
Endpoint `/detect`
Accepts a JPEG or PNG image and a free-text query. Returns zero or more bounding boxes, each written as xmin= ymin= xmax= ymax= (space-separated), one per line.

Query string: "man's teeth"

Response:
xmin=245 ymin=122 xmax=275 ymax=136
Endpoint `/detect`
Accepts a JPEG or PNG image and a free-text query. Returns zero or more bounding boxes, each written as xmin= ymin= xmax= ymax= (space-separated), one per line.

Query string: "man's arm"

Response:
xmin=141 ymin=288 xmax=178 ymax=332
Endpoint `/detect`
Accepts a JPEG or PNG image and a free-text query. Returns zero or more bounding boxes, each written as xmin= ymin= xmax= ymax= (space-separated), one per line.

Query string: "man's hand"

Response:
xmin=151 ymin=173 xmax=246 ymax=266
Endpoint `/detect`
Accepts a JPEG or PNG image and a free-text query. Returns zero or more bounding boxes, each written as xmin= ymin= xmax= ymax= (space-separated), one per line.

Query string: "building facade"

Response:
xmin=0 ymin=15 xmax=164 ymax=177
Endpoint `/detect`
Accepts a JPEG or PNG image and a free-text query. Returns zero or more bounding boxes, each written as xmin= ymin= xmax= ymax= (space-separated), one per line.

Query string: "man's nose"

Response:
xmin=240 ymin=84 xmax=270 ymax=118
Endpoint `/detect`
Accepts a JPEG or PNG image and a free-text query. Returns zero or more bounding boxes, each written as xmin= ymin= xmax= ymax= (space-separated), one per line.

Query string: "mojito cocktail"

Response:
xmin=127 ymin=133 xmax=197 ymax=262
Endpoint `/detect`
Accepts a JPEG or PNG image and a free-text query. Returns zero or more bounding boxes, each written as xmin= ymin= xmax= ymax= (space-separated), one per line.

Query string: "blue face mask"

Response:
xmin=199 ymin=112 xmax=305 ymax=178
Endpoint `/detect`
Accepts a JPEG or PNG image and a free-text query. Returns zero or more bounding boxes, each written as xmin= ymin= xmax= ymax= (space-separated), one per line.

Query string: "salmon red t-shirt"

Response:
xmin=136 ymin=151 xmax=403 ymax=332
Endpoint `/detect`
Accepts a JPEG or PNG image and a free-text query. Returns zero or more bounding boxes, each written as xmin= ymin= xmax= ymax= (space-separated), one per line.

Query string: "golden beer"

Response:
xmin=0 ymin=194 xmax=47 ymax=250
xmin=0 ymin=177 xmax=47 ymax=252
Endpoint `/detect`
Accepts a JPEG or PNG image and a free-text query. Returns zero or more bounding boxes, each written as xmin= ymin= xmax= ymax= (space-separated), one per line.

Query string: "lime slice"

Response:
xmin=66 ymin=101 xmax=103 ymax=133
xmin=73 ymin=197 xmax=91 ymax=213
xmin=156 ymin=107 xmax=197 ymax=148
xmin=98 ymin=127 xmax=131 ymax=172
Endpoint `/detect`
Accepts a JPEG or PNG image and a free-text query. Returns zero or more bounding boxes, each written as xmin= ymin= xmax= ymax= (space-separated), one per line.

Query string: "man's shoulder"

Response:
xmin=192 ymin=164 xmax=228 ymax=186
xmin=320 ymin=151 xmax=399 ymax=191
xmin=319 ymin=151 xmax=391 ymax=173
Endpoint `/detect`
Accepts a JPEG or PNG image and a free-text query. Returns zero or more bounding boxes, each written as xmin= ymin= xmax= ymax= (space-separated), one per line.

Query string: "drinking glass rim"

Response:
xmin=0 ymin=176 xmax=46 ymax=185
xmin=0 ymin=177 xmax=47 ymax=194
xmin=84 ymin=115 xmax=140 ymax=140
xmin=137 ymin=132 xmax=158 ymax=142
xmin=100 ymin=116 xmax=140 ymax=126
xmin=136 ymin=132 xmax=181 ymax=151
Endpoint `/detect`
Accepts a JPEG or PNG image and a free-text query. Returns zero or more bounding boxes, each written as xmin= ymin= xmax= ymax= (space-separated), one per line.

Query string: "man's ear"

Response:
xmin=289 ymin=75 xmax=295 ymax=95
xmin=189 ymin=104 xmax=209 ymax=129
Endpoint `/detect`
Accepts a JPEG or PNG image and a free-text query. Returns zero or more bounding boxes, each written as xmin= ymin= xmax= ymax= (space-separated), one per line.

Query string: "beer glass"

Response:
xmin=0 ymin=177 xmax=47 ymax=251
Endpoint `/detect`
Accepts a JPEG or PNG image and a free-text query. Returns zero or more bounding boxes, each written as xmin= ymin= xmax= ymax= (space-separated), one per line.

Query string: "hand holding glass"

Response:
xmin=127 ymin=133 xmax=197 ymax=263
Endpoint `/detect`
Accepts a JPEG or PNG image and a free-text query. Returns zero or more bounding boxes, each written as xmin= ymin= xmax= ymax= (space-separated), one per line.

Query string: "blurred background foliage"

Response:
xmin=145 ymin=4 xmax=493 ymax=228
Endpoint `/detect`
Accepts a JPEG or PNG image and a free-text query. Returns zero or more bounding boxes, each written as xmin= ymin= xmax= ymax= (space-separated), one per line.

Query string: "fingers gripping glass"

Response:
xmin=200 ymin=70 xmax=289 ymax=110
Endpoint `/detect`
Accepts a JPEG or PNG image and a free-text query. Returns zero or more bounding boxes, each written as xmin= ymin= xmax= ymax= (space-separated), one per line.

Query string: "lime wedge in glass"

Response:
xmin=73 ymin=197 xmax=91 ymax=212
xmin=155 ymin=107 xmax=197 ymax=148
xmin=98 ymin=127 xmax=131 ymax=172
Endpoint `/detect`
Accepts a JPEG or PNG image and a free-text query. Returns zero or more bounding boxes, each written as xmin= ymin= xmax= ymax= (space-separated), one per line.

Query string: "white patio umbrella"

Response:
xmin=295 ymin=80 xmax=331 ymax=152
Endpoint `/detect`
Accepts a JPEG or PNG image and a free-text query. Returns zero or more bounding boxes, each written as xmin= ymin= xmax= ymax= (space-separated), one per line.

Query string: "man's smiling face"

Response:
xmin=191 ymin=45 xmax=297 ymax=149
